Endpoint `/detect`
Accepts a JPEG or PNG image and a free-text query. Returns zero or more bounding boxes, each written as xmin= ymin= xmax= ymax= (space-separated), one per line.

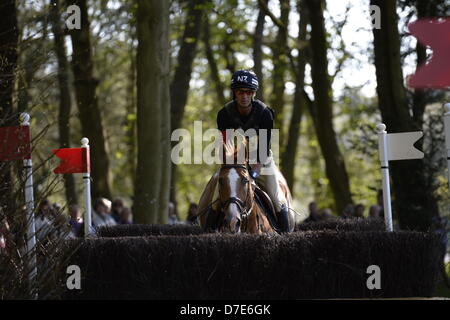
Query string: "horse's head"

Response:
xmin=218 ymin=133 xmax=253 ymax=233
xmin=218 ymin=164 xmax=253 ymax=233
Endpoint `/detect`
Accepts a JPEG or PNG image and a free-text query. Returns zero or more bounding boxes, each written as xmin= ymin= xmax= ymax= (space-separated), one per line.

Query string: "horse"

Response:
xmin=198 ymin=133 xmax=290 ymax=234
xmin=217 ymin=162 xmax=274 ymax=233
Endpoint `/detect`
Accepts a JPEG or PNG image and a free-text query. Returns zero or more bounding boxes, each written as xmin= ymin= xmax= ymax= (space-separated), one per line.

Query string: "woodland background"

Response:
xmin=0 ymin=0 xmax=449 ymax=231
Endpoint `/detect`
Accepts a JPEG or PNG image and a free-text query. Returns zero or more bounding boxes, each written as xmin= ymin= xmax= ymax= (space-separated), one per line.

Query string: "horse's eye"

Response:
xmin=241 ymin=177 xmax=248 ymax=184
xmin=218 ymin=178 xmax=224 ymax=185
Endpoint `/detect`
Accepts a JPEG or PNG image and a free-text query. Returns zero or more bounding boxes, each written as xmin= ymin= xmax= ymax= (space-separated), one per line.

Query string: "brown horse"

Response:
xmin=217 ymin=163 xmax=274 ymax=233
xmin=201 ymin=134 xmax=275 ymax=234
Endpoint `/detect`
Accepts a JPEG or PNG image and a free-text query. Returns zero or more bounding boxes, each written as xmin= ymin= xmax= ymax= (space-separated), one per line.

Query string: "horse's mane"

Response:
xmin=223 ymin=131 xmax=248 ymax=164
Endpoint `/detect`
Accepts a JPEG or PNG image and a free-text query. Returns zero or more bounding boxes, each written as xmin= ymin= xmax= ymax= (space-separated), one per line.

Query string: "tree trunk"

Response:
xmin=125 ymin=45 xmax=136 ymax=195
xmin=253 ymin=0 xmax=267 ymax=101
xmin=134 ymin=0 xmax=170 ymax=224
xmin=0 ymin=0 xmax=19 ymax=214
xmin=169 ymin=0 xmax=207 ymax=216
xmin=222 ymin=42 xmax=236 ymax=76
xmin=170 ymin=0 xmax=205 ymax=132
xmin=158 ymin=47 xmax=171 ymax=224
xmin=68 ymin=0 xmax=111 ymax=200
xmin=203 ymin=15 xmax=226 ymax=106
xmin=270 ymin=0 xmax=290 ymax=146
xmin=281 ymin=0 xmax=308 ymax=190
xmin=50 ymin=0 xmax=78 ymax=205
xmin=370 ymin=0 xmax=439 ymax=231
xmin=17 ymin=46 xmax=39 ymax=114
xmin=305 ymin=0 xmax=353 ymax=215
xmin=158 ymin=0 xmax=171 ymax=225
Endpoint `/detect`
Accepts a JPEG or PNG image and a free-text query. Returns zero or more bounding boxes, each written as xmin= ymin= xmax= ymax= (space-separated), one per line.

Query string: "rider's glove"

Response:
xmin=249 ymin=170 xmax=259 ymax=180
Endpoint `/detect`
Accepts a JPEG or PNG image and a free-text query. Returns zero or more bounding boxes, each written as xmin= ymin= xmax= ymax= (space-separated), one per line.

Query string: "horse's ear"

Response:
xmin=223 ymin=138 xmax=233 ymax=157
xmin=235 ymin=134 xmax=249 ymax=164
xmin=222 ymin=131 xmax=249 ymax=164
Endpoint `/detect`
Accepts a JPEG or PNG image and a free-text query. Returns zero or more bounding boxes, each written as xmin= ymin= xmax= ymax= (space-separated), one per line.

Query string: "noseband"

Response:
xmin=220 ymin=164 xmax=252 ymax=221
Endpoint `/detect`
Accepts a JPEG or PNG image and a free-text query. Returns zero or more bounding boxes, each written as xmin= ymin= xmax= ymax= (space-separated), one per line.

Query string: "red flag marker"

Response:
xmin=408 ymin=18 xmax=450 ymax=89
xmin=52 ymin=147 xmax=90 ymax=174
xmin=0 ymin=126 xmax=31 ymax=161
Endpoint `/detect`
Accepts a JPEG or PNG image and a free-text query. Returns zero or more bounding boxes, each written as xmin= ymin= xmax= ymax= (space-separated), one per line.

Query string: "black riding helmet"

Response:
xmin=230 ymin=70 xmax=259 ymax=91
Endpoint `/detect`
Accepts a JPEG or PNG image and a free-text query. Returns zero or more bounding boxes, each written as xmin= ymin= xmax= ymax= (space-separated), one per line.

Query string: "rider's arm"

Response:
xmin=217 ymin=109 xmax=230 ymax=162
xmin=250 ymin=109 xmax=273 ymax=178
xmin=256 ymin=108 xmax=273 ymax=165
xmin=217 ymin=108 xmax=230 ymax=141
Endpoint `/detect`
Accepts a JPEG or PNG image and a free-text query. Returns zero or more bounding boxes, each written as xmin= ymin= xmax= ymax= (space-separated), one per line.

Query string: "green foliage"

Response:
xmin=14 ymin=0 xmax=449 ymax=223
xmin=336 ymin=88 xmax=382 ymax=211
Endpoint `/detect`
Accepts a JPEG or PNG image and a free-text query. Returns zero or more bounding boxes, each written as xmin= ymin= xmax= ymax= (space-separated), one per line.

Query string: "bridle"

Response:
xmin=219 ymin=164 xmax=254 ymax=224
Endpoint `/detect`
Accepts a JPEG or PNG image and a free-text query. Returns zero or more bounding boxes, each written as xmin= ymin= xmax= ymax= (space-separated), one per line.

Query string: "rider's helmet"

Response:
xmin=230 ymin=70 xmax=259 ymax=91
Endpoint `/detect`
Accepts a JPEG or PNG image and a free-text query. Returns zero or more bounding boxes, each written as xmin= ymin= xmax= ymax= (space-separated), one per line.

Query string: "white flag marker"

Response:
xmin=377 ymin=123 xmax=424 ymax=232
xmin=20 ymin=113 xmax=37 ymax=299
xmin=386 ymin=131 xmax=424 ymax=161
xmin=444 ymin=103 xmax=450 ymax=191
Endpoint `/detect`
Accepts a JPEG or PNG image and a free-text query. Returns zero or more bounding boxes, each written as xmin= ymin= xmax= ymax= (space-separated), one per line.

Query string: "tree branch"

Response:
xmin=257 ymin=0 xmax=286 ymax=29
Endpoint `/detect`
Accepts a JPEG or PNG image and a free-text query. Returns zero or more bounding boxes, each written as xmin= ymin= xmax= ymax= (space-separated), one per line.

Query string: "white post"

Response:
xmin=20 ymin=113 xmax=38 ymax=298
xmin=81 ymin=138 xmax=92 ymax=237
xmin=377 ymin=123 xmax=394 ymax=232
xmin=444 ymin=103 xmax=450 ymax=191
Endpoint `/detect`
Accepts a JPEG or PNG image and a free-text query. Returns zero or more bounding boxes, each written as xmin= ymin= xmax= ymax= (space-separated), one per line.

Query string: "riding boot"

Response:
xmin=204 ymin=207 xmax=220 ymax=231
xmin=276 ymin=205 xmax=290 ymax=233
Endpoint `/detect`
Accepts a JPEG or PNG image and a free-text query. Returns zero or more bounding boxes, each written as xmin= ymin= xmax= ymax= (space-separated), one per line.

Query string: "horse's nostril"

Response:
xmin=230 ymin=217 xmax=240 ymax=233
xmin=235 ymin=219 xmax=241 ymax=232
xmin=224 ymin=216 xmax=240 ymax=233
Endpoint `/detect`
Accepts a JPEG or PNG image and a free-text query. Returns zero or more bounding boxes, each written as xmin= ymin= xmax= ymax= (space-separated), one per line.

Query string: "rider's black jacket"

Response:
xmin=217 ymin=99 xmax=274 ymax=164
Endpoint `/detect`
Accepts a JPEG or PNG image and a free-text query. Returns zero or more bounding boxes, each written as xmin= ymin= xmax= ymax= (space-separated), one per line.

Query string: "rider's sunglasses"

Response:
xmin=235 ymin=89 xmax=255 ymax=96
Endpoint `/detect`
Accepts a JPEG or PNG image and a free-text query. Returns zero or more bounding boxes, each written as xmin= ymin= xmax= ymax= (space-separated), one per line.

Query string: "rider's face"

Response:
xmin=234 ymin=88 xmax=255 ymax=108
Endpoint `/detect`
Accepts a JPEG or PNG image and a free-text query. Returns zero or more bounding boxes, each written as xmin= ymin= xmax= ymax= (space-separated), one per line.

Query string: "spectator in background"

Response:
xmin=319 ymin=208 xmax=333 ymax=220
xmin=305 ymin=201 xmax=320 ymax=223
xmin=111 ymin=198 xmax=125 ymax=224
xmin=354 ymin=204 xmax=365 ymax=218
xmin=369 ymin=189 xmax=384 ymax=219
xmin=168 ymin=202 xmax=179 ymax=224
xmin=119 ymin=207 xmax=133 ymax=224
xmin=52 ymin=203 xmax=62 ymax=217
xmin=52 ymin=202 xmax=71 ymax=232
xmin=341 ymin=203 xmax=355 ymax=219
xmin=35 ymin=199 xmax=55 ymax=241
xmin=68 ymin=204 xmax=83 ymax=237
xmin=186 ymin=203 xmax=198 ymax=225
xmin=37 ymin=199 xmax=52 ymax=217
xmin=369 ymin=205 xmax=381 ymax=218
xmin=92 ymin=197 xmax=117 ymax=228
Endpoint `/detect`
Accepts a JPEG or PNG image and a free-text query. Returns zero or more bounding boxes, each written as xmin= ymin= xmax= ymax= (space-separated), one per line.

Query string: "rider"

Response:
xmin=204 ymin=69 xmax=291 ymax=232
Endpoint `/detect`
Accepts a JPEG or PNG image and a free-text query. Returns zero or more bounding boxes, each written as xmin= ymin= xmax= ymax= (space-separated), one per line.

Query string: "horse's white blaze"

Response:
xmin=226 ymin=168 xmax=240 ymax=222
xmin=228 ymin=168 xmax=239 ymax=198
xmin=228 ymin=203 xmax=239 ymax=215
